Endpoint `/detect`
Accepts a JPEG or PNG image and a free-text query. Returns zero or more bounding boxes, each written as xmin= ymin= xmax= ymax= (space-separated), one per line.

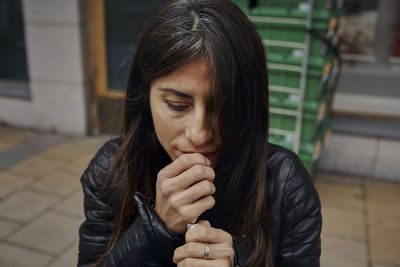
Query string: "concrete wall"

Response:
xmin=318 ymin=133 xmax=400 ymax=181
xmin=0 ymin=0 xmax=89 ymax=135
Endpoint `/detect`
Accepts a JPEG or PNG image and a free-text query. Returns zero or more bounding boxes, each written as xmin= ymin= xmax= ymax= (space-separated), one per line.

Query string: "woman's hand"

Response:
xmin=154 ymin=153 xmax=216 ymax=235
xmin=173 ymin=220 xmax=234 ymax=266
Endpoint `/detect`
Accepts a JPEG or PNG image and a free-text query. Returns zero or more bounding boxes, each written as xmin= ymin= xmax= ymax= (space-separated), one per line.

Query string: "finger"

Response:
xmin=181 ymin=195 xmax=215 ymax=222
xmin=175 ymin=164 xmax=215 ymax=189
xmin=186 ymin=224 xmax=232 ymax=244
xmin=177 ymin=258 xmax=231 ymax=267
xmin=186 ymin=220 xmax=210 ymax=234
xmin=197 ymin=220 xmax=211 ymax=227
xmin=175 ymin=179 xmax=215 ymax=205
xmin=157 ymin=167 xmax=214 ymax=200
xmin=158 ymin=153 xmax=210 ymax=179
xmin=174 ymin=242 xmax=235 ymax=264
xmin=174 ymin=242 xmax=204 ymax=263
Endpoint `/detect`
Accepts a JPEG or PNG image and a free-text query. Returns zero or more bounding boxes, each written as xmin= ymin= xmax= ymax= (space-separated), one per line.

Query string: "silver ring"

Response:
xmin=204 ymin=243 xmax=211 ymax=259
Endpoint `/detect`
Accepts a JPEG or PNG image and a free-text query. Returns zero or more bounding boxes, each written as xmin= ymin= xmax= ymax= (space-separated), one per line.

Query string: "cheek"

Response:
xmin=152 ymin=110 xmax=168 ymax=141
xmin=152 ymin=109 xmax=181 ymax=150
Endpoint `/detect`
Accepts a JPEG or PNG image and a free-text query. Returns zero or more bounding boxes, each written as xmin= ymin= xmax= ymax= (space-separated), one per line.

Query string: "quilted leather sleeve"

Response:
xmin=276 ymin=156 xmax=322 ymax=267
xmin=77 ymin=140 xmax=182 ymax=267
xmin=97 ymin=192 xmax=183 ymax=267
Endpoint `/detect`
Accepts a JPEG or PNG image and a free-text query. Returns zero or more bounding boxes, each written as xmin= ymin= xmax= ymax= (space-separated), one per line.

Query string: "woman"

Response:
xmin=78 ymin=0 xmax=322 ymax=266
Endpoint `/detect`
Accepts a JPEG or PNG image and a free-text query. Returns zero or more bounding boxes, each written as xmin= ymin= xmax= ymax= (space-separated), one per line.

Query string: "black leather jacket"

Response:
xmin=78 ymin=139 xmax=322 ymax=266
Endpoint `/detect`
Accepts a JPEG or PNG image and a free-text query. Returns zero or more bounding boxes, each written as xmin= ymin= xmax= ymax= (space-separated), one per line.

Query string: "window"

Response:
xmin=0 ymin=0 xmax=29 ymax=98
xmin=0 ymin=0 xmax=29 ymax=81
xmin=105 ymin=0 xmax=169 ymax=92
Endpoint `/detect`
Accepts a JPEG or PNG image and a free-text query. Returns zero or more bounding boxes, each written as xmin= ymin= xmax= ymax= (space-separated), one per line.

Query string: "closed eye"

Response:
xmin=166 ymin=101 xmax=189 ymax=111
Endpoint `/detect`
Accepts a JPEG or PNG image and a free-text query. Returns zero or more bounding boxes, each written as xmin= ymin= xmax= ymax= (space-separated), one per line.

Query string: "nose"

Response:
xmin=184 ymin=108 xmax=213 ymax=146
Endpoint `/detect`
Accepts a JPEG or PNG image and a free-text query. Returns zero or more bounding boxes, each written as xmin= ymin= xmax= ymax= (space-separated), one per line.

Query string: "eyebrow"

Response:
xmin=158 ymin=88 xmax=192 ymax=99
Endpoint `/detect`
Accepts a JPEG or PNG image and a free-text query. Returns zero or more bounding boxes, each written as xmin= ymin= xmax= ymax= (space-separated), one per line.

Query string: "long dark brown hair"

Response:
xmin=97 ymin=0 xmax=272 ymax=266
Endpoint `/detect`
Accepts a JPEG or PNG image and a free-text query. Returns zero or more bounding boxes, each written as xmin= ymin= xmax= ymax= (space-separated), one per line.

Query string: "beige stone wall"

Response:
xmin=0 ymin=0 xmax=89 ymax=135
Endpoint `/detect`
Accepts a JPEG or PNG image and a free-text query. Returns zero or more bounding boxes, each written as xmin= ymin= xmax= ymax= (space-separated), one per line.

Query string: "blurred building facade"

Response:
xmin=0 ymin=0 xmax=399 ymax=179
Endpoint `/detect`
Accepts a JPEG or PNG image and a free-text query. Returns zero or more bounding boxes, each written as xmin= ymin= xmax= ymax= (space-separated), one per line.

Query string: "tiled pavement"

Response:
xmin=0 ymin=126 xmax=399 ymax=267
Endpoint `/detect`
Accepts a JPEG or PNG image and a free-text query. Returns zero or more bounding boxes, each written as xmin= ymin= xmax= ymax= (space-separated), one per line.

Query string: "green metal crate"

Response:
xmin=249 ymin=6 xmax=330 ymax=21
xmin=269 ymin=95 xmax=329 ymax=143
xmin=299 ymin=119 xmax=331 ymax=171
xmin=269 ymin=134 xmax=321 ymax=157
xmin=269 ymin=111 xmax=326 ymax=143
xmin=232 ymin=0 xmax=249 ymax=12
xmin=270 ymin=125 xmax=330 ymax=172
xmin=269 ymin=113 xmax=320 ymax=142
xmin=269 ymin=68 xmax=321 ymax=90
xmin=269 ymin=67 xmax=331 ymax=102
xmin=252 ymin=19 xmax=328 ymax=42
xmin=256 ymin=0 xmax=335 ymax=12
xmin=269 ymin=94 xmax=325 ymax=112
xmin=267 ymin=49 xmax=330 ymax=67
xmin=269 ymin=117 xmax=330 ymax=173
xmin=265 ymin=36 xmax=332 ymax=58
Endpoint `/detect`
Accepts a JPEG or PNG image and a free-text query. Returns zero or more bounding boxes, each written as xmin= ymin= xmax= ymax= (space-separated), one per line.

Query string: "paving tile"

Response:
xmin=0 ymin=220 xmax=20 ymax=239
xmin=314 ymin=179 xmax=363 ymax=210
xmin=321 ymin=206 xmax=366 ymax=240
xmin=67 ymin=153 xmax=95 ymax=174
xmin=321 ymin=233 xmax=368 ymax=267
xmin=0 ymin=190 xmax=58 ymax=222
xmin=0 ymin=133 xmax=68 ymax=172
xmin=69 ymin=135 xmax=110 ymax=148
xmin=30 ymin=169 xmax=81 ymax=197
xmin=38 ymin=143 xmax=96 ymax=162
xmin=0 ymin=243 xmax=52 ymax=267
xmin=0 ymin=135 xmax=26 ymax=145
xmin=374 ymin=140 xmax=400 ymax=181
xmin=0 ymin=135 xmax=27 ymax=152
xmin=372 ymin=262 xmax=400 ymax=267
xmin=59 ymin=151 xmax=97 ymax=178
xmin=7 ymin=212 xmax=81 ymax=255
xmin=315 ymin=171 xmax=364 ymax=186
xmin=367 ymin=200 xmax=400 ymax=231
xmin=53 ymin=190 xmax=84 ymax=219
xmin=366 ymin=181 xmax=400 ymax=205
xmin=0 ymin=142 xmax=17 ymax=152
xmin=60 ymin=165 xmax=86 ymax=177
xmin=369 ymin=227 xmax=400 ymax=264
xmin=0 ymin=170 xmax=34 ymax=199
xmin=48 ymin=241 xmax=78 ymax=267
xmin=8 ymin=156 xmax=64 ymax=179
xmin=0 ymin=126 xmax=34 ymax=138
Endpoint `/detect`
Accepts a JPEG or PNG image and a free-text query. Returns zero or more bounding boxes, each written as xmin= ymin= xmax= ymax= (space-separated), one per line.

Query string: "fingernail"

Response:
xmin=206 ymin=159 xmax=211 ymax=166
xmin=187 ymin=224 xmax=198 ymax=230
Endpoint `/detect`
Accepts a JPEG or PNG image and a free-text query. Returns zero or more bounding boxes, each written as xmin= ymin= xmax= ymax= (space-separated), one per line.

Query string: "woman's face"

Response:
xmin=149 ymin=59 xmax=223 ymax=167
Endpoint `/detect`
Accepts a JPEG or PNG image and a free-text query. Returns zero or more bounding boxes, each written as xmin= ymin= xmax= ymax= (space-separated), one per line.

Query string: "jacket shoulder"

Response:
xmin=268 ymin=142 xmax=307 ymax=182
xmin=268 ymin=143 xmax=322 ymax=266
xmin=80 ymin=138 xmax=121 ymax=193
xmin=267 ymin=142 xmax=317 ymax=205
xmin=92 ymin=138 xmax=121 ymax=170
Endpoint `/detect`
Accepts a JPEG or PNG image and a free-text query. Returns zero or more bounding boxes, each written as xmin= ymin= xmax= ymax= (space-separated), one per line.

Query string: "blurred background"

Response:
xmin=0 ymin=0 xmax=399 ymax=266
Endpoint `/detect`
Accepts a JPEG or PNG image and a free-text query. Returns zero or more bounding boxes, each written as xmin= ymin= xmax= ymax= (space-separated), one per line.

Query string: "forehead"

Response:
xmin=151 ymin=59 xmax=215 ymax=99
